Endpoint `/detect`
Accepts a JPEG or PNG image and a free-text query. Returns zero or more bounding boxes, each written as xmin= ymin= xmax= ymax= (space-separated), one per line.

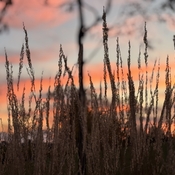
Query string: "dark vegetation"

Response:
xmin=1 ymin=10 xmax=175 ymax=175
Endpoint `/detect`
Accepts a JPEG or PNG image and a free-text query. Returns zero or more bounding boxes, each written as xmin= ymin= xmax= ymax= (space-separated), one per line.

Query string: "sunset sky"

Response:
xmin=0 ymin=0 xmax=175 ymax=131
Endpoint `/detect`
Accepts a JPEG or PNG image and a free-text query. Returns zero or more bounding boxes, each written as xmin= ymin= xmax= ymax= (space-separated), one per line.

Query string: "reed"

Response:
xmin=1 ymin=10 xmax=175 ymax=175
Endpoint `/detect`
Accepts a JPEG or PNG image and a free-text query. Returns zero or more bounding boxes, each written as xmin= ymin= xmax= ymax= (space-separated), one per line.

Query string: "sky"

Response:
xmin=0 ymin=0 xmax=175 ymax=132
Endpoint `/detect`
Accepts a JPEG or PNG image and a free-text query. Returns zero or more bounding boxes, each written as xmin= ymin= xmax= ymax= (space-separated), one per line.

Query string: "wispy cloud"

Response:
xmin=3 ymin=0 xmax=74 ymax=29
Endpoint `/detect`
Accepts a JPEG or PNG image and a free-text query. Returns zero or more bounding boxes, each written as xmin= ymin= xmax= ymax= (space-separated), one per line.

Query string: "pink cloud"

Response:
xmin=3 ymin=0 xmax=74 ymax=29
xmin=0 ymin=43 xmax=65 ymax=65
xmin=160 ymin=13 xmax=175 ymax=31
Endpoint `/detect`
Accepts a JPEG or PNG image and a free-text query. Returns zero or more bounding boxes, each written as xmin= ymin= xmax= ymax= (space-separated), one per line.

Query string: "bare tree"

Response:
xmin=54 ymin=0 xmax=111 ymax=105
xmin=4 ymin=0 xmax=175 ymax=172
xmin=44 ymin=0 xmax=175 ymax=93
xmin=43 ymin=1 xmax=175 ymax=174
xmin=74 ymin=1 xmax=112 ymax=174
xmin=107 ymin=1 xmax=175 ymax=41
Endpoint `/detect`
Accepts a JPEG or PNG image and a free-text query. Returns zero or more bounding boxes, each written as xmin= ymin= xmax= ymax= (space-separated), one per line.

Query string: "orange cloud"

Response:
xmin=1 ymin=58 xmax=175 ymax=132
xmin=85 ymin=60 xmax=175 ymax=94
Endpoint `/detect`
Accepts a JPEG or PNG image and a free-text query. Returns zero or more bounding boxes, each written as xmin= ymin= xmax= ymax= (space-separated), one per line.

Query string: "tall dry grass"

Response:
xmin=1 ymin=10 xmax=175 ymax=175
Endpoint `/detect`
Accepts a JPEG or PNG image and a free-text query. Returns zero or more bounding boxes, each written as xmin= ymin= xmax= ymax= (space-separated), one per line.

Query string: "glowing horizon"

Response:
xmin=1 ymin=0 xmax=175 ymax=131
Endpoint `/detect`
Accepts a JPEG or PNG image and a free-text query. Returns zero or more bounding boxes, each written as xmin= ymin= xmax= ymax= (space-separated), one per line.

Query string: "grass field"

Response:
xmin=1 ymin=11 xmax=175 ymax=175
